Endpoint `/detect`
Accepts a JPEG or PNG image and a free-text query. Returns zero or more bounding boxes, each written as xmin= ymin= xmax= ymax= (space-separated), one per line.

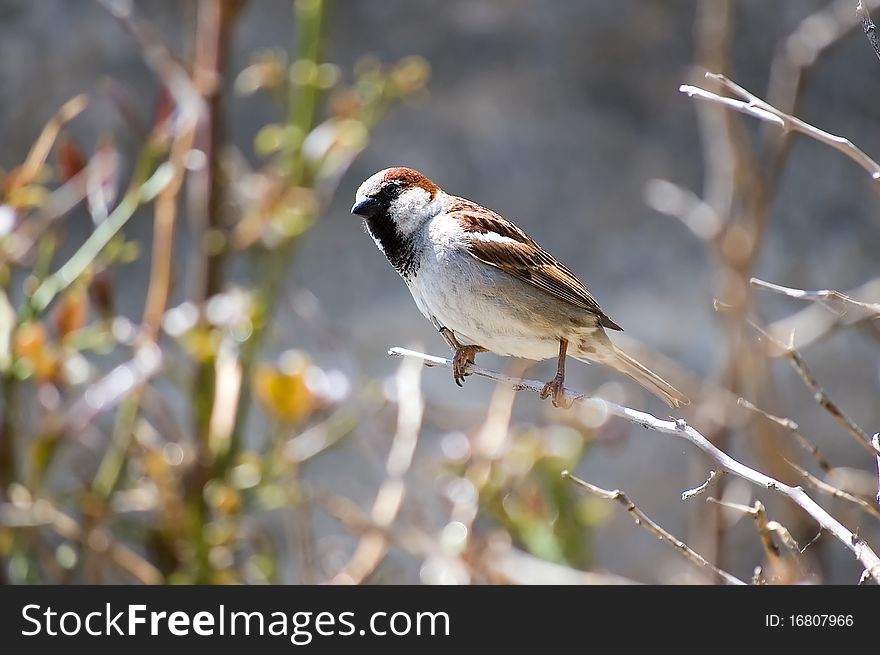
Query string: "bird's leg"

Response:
xmin=434 ymin=322 xmax=485 ymax=386
xmin=540 ymin=339 xmax=570 ymax=408
xmin=439 ymin=326 xmax=462 ymax=351
xmin=452 ymin=344 xmax=487 ymax=387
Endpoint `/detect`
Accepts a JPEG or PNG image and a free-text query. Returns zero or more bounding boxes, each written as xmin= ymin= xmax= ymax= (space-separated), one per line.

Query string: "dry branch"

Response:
xmin=785 ymin=459 xmax=880 ymax=522
xmin=707 ymin=497 xmax=804 ymax=582
xmin=757 ymin=277 xmax=880 ymax=352
xmin=389 ymin=347 xmax=880 ymax=582
xmin=681 ymin=72 xmax=880 ymax=181
xmin=752 ymin=277 xmax=880 ymax=316
xmin=738 ymin=397 xmax=831 ymax=472
xmin=858 ymin=0 xmax=880 ymax=62
xmin=748 ymin=320 xmax=879 ymax=457
xmin=563 ymin=471 xmax=744 ymax=584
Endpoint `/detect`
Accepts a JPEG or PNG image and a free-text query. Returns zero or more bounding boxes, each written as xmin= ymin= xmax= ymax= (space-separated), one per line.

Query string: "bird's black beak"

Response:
xmin=351 ymin=197 xmax=380 ymax=218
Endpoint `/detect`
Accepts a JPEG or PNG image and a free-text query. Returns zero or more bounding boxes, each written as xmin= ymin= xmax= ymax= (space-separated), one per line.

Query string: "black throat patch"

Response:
xmin=364 ymin=214 xmax=419 ymax=279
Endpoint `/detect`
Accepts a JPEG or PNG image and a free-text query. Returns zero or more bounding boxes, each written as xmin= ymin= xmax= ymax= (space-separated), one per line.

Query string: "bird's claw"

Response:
xmin=540 ymin=376 xmax=570 ymax=408
xmin=452 ymin=346 xmax=479 ymax=387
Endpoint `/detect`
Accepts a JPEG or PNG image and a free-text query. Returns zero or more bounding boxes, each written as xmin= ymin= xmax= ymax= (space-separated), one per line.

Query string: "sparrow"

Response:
xmin=351 ymin=166 xmax=689 ymax=409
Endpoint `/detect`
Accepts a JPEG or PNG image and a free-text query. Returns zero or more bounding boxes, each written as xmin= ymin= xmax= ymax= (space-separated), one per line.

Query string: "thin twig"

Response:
xmin=760 ymin=277 xmax=880 ymax=352
xmin=737 ymin=397 xmax=832 ymax=472
xmin=389 ymin=347 xmax=880 ymax=582
xmin=681 ymin=72 xmax=880 ymax=181
xmin=27 ymin=157 xmax=174 ymax=317
xmin=858 ymin=0 xmax=880 ymax=62
xmin=562 ymin=471 xmax=745 ymax=585
xmin=747 ymin=320 xmax=879 ymax=457
xmin=751 ymin=277 xmax=880 ymax=316
xmin=785 ymin=459 xmax=880 ymax=522
xmin=141 ymin=126 xmax=196 ymax=339
xmin=9 ymin=95 xmax=89 ymax=190
xmin=682 ymin=470 xmax=724 ymax=501
xmin=708 ymin=497 xmax=804 ymax=581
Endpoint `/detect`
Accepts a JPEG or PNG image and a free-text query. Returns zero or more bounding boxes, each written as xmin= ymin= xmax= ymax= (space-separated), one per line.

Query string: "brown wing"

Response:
xmin=449 ymin=202 xmax=622 ymax=331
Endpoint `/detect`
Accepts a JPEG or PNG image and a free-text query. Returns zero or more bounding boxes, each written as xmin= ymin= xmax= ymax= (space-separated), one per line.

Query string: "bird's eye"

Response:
xmin=377 ymin=183 xmax=403 ymax=201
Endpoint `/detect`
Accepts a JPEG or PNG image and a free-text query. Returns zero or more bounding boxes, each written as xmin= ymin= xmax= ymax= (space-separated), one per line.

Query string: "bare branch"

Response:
xmin=681 ymin=72 xmax=880 ymax=181
xmin=709 ymin=497 xmax=805 ymax=582
xmin=10 ymin=95 xmax=89 ymax=190
xmin=785 ymin=459 xmax=880 ymax=522
xmin=679 ymin=83 xmax=784 ymax=127
xmin=389 ymin=347 xmax=880 ymax=582
xmin=759 ymin=277 xmax=880 ymax=352
xmin=858 ymin=1 xmax=880 ymax=62
xmin=738 ymin=397 xmax=831 ymax=472
xmin=562 ymin=471 xmax=745 ymax=585
xmin=752 ymin=277 xmax=880 ymax=316
xmin=747 ymin=321 xmax=879 ymax=457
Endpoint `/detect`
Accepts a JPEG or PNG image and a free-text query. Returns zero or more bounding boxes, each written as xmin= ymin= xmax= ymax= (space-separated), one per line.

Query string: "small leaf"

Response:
xmin=253 ymin=354 xmax=319 ymax=424
xmin=54 ymin=286 xmax=88 ymax=341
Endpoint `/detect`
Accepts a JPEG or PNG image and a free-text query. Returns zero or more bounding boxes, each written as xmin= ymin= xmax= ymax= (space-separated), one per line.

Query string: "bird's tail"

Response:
xmin=578 ymin=345 xmax=689 ymax=408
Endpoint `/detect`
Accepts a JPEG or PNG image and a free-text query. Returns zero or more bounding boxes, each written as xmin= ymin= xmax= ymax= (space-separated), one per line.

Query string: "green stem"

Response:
xmin=223 ymin=0 xmax=329 ymax=466
xmin=24 ymin=150 xmax=170 ymax=320
xmin=92 ymin=391 xmax=142 ymax=499
xmin=286 ymin=0 xmax=327 ymax=182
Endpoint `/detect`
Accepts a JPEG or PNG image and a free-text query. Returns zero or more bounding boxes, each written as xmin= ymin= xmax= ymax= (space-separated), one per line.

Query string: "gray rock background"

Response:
xmin=2 ymin=0 xmax=879 ymax=583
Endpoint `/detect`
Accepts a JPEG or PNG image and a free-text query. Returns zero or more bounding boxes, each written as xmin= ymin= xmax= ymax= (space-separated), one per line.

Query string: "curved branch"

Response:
xmin=388 ymin=347 xmax=880 ymax=583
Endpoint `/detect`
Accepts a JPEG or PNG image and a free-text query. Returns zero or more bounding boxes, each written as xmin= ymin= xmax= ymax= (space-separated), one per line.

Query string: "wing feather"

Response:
xmin=448 ymin=202 xmax=622 ymax=331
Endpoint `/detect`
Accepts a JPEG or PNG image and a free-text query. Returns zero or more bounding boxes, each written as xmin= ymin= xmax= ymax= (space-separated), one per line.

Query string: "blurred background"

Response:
xmin=1 ymin=0 xmax=879 ymax=584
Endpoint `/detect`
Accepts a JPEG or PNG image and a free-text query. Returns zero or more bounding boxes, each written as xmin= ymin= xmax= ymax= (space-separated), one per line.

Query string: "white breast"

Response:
xmin=403 ymin=214 xmax=562 ymax=360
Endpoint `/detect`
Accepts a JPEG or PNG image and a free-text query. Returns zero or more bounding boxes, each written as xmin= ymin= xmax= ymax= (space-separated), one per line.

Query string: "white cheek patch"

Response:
xmin=391 ymin=188 xmax=440 ymax=236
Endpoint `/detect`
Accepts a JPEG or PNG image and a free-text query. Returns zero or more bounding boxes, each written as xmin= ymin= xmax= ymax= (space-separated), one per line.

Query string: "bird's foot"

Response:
xmin=540 ymin=375 xmax=571 ymax=408
xmin=439 ymin=326 xmax=463 ymax=352
xmin=452 ymin=345 xmax=483 ymax=386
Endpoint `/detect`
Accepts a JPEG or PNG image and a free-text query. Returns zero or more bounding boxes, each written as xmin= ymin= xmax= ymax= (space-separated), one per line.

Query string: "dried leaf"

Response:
xmin=57 ymin=134 xmax=87 ymax=182
xmin=54 ymin=286 xmax=88 ymax=341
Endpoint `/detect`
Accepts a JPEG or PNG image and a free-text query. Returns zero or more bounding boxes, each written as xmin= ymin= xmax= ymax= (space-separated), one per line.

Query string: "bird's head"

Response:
xmin=351 ymin=167 xmax=443 ymax=237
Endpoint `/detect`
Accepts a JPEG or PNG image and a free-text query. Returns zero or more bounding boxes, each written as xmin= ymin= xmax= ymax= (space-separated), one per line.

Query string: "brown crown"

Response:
xmin=382 ymin=167 xmax=440 ymax=197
